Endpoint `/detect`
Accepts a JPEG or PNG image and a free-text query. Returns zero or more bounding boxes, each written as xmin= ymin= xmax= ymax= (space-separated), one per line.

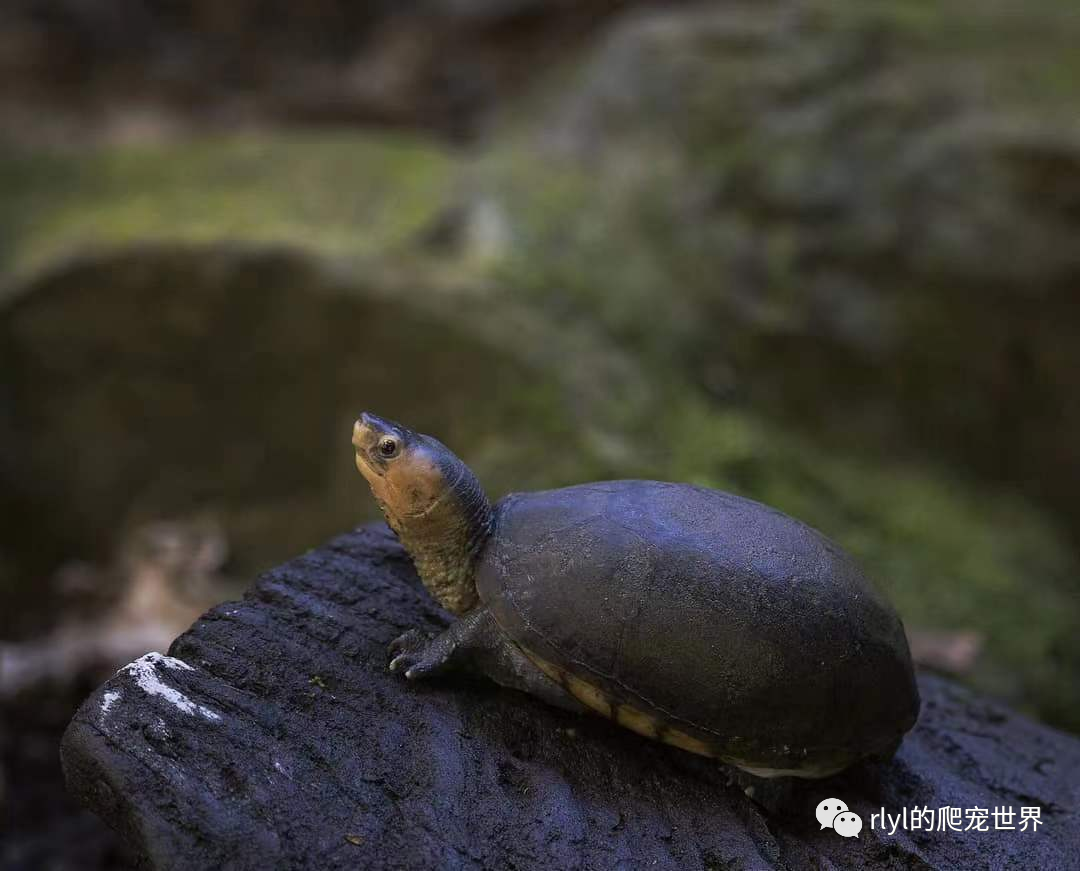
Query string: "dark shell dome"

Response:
xmin=475 ymin=480 xmax=919 ymax=772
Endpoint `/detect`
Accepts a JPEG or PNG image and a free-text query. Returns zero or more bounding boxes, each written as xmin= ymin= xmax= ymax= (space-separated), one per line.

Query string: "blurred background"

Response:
xmin=1 ymin=1 xmax=1079 ymax=867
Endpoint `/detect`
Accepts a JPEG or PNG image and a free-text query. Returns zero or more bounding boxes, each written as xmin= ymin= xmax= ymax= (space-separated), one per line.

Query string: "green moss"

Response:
xmin=0 ymin=131 xmax=456 ymax=284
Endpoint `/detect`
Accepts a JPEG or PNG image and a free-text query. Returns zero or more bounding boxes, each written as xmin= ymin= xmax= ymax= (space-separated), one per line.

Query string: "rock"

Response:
xmin=0 ymin=242 xmax=640 ymax=639
xmin=62 ymin=525 xmax=1080 ymax=870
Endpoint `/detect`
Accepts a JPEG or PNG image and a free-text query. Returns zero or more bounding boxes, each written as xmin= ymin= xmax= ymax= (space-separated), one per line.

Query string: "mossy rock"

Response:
xmin=0 ymin=243 xmax=630 ymax=638
xmin=0 ymin=130 xmax=645 ymax=625
xmin=476 ymin=1 xmax=1080 ymax=545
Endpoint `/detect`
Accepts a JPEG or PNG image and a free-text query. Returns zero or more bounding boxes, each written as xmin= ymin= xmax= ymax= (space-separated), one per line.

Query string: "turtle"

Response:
xmin=351 ymin=412 xmax=920 ymax=778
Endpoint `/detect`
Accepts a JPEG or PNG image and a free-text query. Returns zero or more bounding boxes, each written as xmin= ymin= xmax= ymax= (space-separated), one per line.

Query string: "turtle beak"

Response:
xmin=352 ymin=413 xmax=377 ymax=452
xmin=353 ymin=412 xmax=400 ymax=479
xmin=353 ymin=412 xmax=394 ymax=449
xmin=352 ymin=413 xmax=380 ymax=475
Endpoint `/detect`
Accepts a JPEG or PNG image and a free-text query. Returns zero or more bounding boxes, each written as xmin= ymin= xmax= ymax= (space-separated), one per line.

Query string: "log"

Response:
xmin=61 ymin=525 xmax=1080 ymax=870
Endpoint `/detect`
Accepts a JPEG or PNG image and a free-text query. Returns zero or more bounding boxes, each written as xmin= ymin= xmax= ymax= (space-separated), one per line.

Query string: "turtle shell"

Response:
xmin=475 ymin=480 xmax=919 ymax=775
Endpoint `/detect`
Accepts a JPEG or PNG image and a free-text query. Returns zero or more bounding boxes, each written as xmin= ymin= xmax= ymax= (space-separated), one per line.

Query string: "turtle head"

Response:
xmin=352 ymin=412 xmax=450 ymax=517
xmin=352 ymin=413 xmax=491 ymax=614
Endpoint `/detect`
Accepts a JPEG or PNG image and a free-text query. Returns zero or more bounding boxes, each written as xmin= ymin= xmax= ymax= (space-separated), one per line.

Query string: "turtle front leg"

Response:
xmin=388 ymin=607 xmax=585 ymax=714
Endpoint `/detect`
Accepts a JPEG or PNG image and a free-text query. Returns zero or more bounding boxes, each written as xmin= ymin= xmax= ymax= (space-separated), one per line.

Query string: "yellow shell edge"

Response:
xmin=522 ymin=650 xmax=715 ymax=757
xmin=520 ymin=648 xmax=853 ymax=778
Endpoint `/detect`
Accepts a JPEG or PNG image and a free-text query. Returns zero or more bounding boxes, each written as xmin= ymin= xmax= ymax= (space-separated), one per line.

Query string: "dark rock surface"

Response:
xmin=62 ymin=525 xmax=1080 ymax=870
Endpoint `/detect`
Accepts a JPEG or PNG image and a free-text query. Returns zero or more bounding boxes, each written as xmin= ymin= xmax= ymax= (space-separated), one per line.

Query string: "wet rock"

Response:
xmin=62 ymin=525 xmax=1080 ymax=870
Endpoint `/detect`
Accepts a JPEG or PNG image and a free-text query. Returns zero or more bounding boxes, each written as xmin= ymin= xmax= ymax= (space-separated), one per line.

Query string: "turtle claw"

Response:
xmin=389 ymin=654 xmax=421 ymax=677
xmin=389 ymin=649 xmax=439 ymax=680
xmin=387 ymin=629 xmax=440 ymax=679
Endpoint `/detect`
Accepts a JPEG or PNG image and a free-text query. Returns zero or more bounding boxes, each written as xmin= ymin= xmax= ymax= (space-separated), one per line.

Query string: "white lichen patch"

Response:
xmin=120 ymin=652 xmax=222 ymax=721
xmin=100 ymin=690 xmax=121 ymax=716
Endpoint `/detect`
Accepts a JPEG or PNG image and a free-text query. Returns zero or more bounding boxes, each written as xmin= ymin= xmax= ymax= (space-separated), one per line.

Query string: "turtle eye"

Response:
xmin=377 ymin=436 xmax=400 ymax=458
